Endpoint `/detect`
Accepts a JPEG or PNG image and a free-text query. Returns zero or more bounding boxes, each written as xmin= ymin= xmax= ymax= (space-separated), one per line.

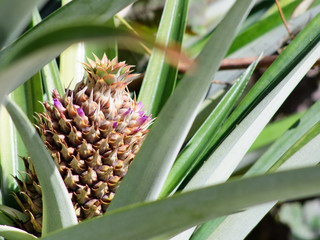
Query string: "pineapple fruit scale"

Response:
xmin=13 ymin=54 xmax=152 ymax=235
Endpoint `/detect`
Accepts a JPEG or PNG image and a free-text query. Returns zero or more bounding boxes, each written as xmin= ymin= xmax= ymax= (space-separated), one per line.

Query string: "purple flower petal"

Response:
xmin=137 ymin=102 xmax=144 ymax=111
xmin=132 ymin=127 xmax=140 ymax=133
xmin=138 ymin=110 xmax=145 ymax=116
xmin=77 ymin=107 xmax=85 ymax=118
xmin=113 ymin=122 xmax=118 ymax=128
xmin=122 ymin=108 xmax=131 ymax=116
xmin=136 ymin=115 xmax=148 ymax=125
xmin=53 ymin=98 xmax=64 ymax=111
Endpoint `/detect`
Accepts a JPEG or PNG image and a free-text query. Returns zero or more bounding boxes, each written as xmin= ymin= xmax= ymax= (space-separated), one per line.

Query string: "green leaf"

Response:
xmin=227 ymin=0 xmax=306 ymax=54
xmin=186 ymin=87 xmax=230 ymax=140
xmin=59 ymin=42 xmax=85 ymax=90
xmin=159 ymin=55 xmax=261 ymax=197
xmin=239 ymin=1 xmax=274 ymax=31
xmin=59 ymin=0 xmax=85 ymax=90
xmin=0 ymin=205 xmax=27 ymax=223
xmin=247 ymin=100 xmax=320 ymax=177
xmin=108 ymin=0 xmax=257 ymax=211
xmin=0 ymin=0 xmax=46 ymax=48
xmin=138 ymin=0 xmax=189 ymax=117
xmin=0 ymin=106 xmax=21 ymax=205
xmin=24 ymin=72 xmax=44 ymax=121
xmin=194 ymin=131 xmax=320 ymax=240
xmin=270 ymin=121 xmax=320 ymax=171
xmin=0 ymin=7 xmax=46 ymax=206
xmin=193 ymin=74 xmax=320 ymax=239
xmin=0 ymin=25 xmax=132 ymax=105
xmin=183 ymin=10 xmax=320 ymax=185
xmin=3 ymin=98 xmax=77 ymax=236
xmin=0 ymin=0 xmax=137 ymax=104
xmin=42 ymin=60 xmax=64 ymax=102
xmin=32 ymin=9 xmax=64 ymax=100
xmin=249 ymin=112 xmax=304 ymax=151
xmin=42 ymin=165 xmax=320 ymax=240
xmin=0 ymin=225 xmax=38 ymax=240
xmin=185 ymin=36 xmax=320 ymax=191
xmin=0 ymin=211 xmax=14 ymax=226
xmin=0 ymin=72 xmax=43 ymax=204
xmin=206 ymin=4 xmax=320 ymax=103
xmin=84 ymin=18 xmax=118 ymax=61
xmin=175 ymin=28 xmax=320 ymax=240
xmin=188 ymin=0 xmax=305 ymax=57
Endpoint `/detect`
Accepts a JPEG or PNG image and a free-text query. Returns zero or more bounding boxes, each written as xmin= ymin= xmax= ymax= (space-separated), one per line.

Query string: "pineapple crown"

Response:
xmin=83 ymin=54 xmax=139 ymax=87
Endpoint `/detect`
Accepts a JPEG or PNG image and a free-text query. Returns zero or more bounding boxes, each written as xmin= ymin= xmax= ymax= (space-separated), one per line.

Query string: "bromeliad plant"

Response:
xmin=1 ymin=0 xmax=320 ymax=240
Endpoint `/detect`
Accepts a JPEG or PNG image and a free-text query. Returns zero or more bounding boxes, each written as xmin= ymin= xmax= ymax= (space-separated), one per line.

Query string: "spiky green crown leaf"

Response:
xmin=83 ymin=54 xmax=139 ymax=86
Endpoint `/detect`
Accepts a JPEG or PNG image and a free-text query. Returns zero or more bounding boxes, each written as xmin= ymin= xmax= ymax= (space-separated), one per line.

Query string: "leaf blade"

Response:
xmin=0 ymin=225 xmax=38 ymax=240
xmin=0 ymin=0 xmax=137 ymax=104
xmin=194 ymin=131 xmax=320 ymax=240
xmin=185 ymin=39 xmax=320 ymax=191
xmin=160 ymin=55 xmax=261 ymax=197
xmin=138 ymin=0 xmax=189 ymax=117
xmin=4 ymin=98 xmax=77 ymax=236
xmin=0 ymin=0 xmax=46 ymax=47
xmin=181 ymin=10 xmax=320 ymax=187
xmin=42 ymin=165 xmax=320 ymax=240
xmin=109 ymin=0 xmax=257 ymax=211
xmin=0 ymin=25 xmax=133 ymax=105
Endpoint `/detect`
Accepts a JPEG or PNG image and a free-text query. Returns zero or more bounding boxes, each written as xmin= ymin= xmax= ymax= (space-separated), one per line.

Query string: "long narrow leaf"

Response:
xmin=109 ymin=0 xmax=257 ymax=211
xmin=183 ymin=10 xmax=320 ymax=185
xmin=0 ymin=211 xmax=14 ymax=226
xmin=32 ymin=9 xmax=64 ymax=99
xmin=84 ymin=18 xmax=118 ymax=60
xmin=60 ymin=41 xmax=85 ymax=90
xmin=194 ymin=131 xmax=320 ymax=240
xmin=174 ymin=29 xmax=320 ymax=240
xmin=160 ymin=56 xmax=261 ymax=197
xmin=249 ymin=112 xmax=304 ymax=151
xmin=4 ymin=98 xmax=77 ymax=236
xmin=138 ymin=0 xmax=189 ymax=117
xmin=0 ymin=9 xmax=46 ymax=204
xmin=0 ymin=106 xmax=20 ymax=205
xmin=0 ymin=25 xmax=133 ymax=105
xmin=0 ymin=0 xmax=46 ymax=48
xmin=0 ymin=0 xmax=136 ymax=63
xmin=0 ymin=0 xmax=137 ymax=104
xmin=247 ymin=100 xmax=320 ymax=176
xmin=193 ymin=79 xmax=320 ymax=239
xmin=188 ymin=0 xmax=305 ymax=57
xmin=24 ymin=72 xmax=44 ymax=120
xmin=185 ymin=40 xmax=320 ymax=191
xmin=42 ymin=60 xmax=63 ymax=102
xmin=0 ymin=205 xmax=28 ymax=223
xmin=228 ymin=0 xmax=307 ymax=54
xmin=0 ymin=72 xmax=43 ymax=204
xmin=59 ymin=0 xmax=85 ymax=90
xmin=270 ymin=121 xmax=320 ymax=170
xmin=207 ymin=4 xmax=320 ymax=100
xmin=42 ymin=164 xmax=320 ymax=240
xmin=0 ymin=225 xmax=37 ymax=240
xmin=186 ymin=88 xmax=230 ymax=140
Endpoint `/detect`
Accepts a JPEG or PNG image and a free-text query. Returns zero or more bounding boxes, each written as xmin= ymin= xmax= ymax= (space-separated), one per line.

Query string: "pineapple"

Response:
xmin=13 ymin=54 xmax=152 ymax=235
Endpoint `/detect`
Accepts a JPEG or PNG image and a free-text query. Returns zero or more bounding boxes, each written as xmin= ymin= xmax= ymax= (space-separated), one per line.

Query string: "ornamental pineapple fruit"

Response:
xmin=14 ymin=54 xmax=152 ymax=235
